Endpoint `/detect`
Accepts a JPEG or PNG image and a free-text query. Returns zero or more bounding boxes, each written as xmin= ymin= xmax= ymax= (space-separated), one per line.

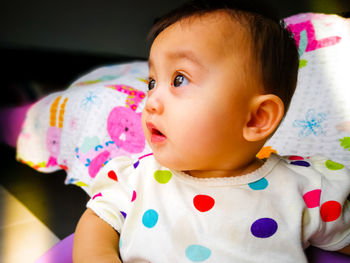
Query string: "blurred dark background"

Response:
xmin=0 ymin=0 xmax=349 ymax=239
xmin=1 ymin=0 xmax=350 ymax=106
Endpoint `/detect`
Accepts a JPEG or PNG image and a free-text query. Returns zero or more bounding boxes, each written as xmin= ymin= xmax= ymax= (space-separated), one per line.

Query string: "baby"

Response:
xmin=73 ymin=0 xmax=350 ymax=262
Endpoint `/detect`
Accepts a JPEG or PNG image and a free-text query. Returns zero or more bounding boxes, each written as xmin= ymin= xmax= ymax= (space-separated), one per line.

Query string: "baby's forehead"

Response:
xmin=179 ymin=11 xmax=252 ymax=54
xmin=183 ymin=11 xmax=250 ymax=38
xmin=149 ymin=10 xmax=255 ymax=75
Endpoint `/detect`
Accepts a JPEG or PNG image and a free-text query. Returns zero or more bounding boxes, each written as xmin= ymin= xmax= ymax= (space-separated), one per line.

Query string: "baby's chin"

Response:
xmin=152 ymin=151 xmax=191 ymax=172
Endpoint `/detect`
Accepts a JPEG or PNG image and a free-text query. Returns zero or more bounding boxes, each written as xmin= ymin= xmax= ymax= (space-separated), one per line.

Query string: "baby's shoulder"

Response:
xmin=278 ymin=154 xmax=348 ymax=174
xmin=271 ymin=154 xmax=349 ymax=187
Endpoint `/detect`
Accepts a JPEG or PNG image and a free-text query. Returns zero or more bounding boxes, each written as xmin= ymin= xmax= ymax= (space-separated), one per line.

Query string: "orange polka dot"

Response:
xmin=256 ymin=146 xmax=277 ymax=159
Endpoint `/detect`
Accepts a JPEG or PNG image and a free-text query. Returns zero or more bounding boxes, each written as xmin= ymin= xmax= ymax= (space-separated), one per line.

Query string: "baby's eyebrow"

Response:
xmin=148 ymin=50 xmax=208 ymax=72
xmin=167 ymin=50 xmax=207 ymax=70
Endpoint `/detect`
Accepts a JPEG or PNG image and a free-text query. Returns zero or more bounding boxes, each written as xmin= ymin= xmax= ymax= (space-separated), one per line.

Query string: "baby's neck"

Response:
xmin=184 ymin=157 xmax=265 ymax=179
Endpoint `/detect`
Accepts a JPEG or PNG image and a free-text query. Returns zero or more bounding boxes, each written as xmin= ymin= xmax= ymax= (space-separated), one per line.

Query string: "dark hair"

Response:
xmin=148 ymin=0 xmax=299 ymax=113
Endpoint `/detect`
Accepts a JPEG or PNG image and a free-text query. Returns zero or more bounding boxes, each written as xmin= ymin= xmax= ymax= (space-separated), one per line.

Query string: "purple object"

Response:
xmin=34 ymin=233 xmax=74 ymax=263
xmin=0 ymin=104 xmax=32 ymax=147
xmin=34 ymin=233 xmax=350 ymax=262
xmin=306 ymin=246 xmax=350 ymax=263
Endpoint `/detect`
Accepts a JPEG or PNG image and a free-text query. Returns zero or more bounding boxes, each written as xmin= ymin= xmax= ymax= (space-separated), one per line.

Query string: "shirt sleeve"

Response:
xmin=302 ymin=155 xmax=350 ymax=251
xmin=87 ymin=156 xmax=137 ymax=233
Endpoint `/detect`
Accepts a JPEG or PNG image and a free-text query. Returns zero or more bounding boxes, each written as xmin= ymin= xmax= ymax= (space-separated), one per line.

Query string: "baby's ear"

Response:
xmin=243 ymin=94 xmax=284 ymax=142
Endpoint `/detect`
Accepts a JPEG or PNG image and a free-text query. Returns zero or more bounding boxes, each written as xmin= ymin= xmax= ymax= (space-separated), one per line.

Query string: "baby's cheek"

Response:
xmin=141 ymin=112 xmax=148 ymax=133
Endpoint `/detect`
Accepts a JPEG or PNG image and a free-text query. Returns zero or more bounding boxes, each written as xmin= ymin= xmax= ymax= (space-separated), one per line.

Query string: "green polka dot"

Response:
xmin=325 ymin=160 xmax=344 ymax=170
xmin=299 ymin=59 xmax=308 ymax=68
xmin=154 ymin=170 xmax=172 ymax=184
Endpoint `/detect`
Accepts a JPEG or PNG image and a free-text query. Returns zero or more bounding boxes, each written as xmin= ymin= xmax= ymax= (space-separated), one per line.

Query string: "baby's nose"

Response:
xmin=145 ymin=93 xmax=164 ymax=114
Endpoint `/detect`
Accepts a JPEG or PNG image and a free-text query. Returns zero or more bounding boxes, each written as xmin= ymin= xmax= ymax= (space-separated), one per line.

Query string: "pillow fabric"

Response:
xmin=262 ymin=13 xmax=350 ymax=166
xmin=17 ymin=61 xmax=151 ymax=194
xmin=16 ymin=13 xmax=350 ymax=195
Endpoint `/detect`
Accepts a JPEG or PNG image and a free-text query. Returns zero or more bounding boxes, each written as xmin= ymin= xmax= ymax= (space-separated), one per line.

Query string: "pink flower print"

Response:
xmin=107 ymin=106 xmax=145 ymax=153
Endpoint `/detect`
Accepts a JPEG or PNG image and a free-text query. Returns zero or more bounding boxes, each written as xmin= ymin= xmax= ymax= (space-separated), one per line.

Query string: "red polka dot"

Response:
xmin=108 ymin=170 xmax=118 ymax=181
xmin=303 ymin=189 xmax=321 ymax=208
xmin=193 ymin=195 xmax=215 ymax=212
xmin=320 ymin=201 xmax=342 ymax=222
xmin=289 ymin=155 xmax=304 ymax=160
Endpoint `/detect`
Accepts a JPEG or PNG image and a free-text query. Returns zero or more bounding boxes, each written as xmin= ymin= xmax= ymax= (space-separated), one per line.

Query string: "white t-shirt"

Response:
xmin=87 ymin=153 xmax=350 ymax=263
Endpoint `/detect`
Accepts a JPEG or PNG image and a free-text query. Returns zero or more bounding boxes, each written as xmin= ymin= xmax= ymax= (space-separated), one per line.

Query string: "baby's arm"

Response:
xmin=73 ymin=208 xmax=122 ymax=263
xmin=338 ymin=244 xmax=350 ymax=256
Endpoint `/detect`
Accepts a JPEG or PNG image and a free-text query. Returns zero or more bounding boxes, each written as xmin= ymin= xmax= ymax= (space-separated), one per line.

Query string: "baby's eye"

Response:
xmin=148 ymin=79 xmax=156 ymax=91
xmin=173 ymin=74 xmax=189 ymax=87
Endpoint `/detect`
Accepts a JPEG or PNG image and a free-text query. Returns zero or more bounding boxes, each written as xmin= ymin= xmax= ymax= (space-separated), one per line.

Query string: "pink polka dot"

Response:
xmin=289 ymin=155 xmax=304 ymax=160
xmin=131 ymin=190 xmax=137 ymax=202
xmin=193 ymin=195 xmax=215 ymax=212
xmin=92 ymin=192 xmax=102 ymax=200
xmin=320 ymin=201 xmax=342 ymax=222
xmin=303 ymin=189 xmax=321 ymax=208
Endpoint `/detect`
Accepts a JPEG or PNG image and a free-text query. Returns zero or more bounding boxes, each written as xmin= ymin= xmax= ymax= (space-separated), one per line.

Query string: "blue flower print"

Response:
xmin=293 ymin=109 xmax=326 ymax=137
xmin=81 ymin=91 xmax=102 ymax=111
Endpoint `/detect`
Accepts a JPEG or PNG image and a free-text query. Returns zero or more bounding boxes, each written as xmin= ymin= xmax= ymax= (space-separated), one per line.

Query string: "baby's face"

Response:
xmin=142 ymin=12 xmax=261 ymax=174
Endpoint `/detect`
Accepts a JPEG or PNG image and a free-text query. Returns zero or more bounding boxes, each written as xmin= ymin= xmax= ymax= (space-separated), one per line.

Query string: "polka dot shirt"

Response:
xmin=87 ymin=154 xmax=350 ymax=262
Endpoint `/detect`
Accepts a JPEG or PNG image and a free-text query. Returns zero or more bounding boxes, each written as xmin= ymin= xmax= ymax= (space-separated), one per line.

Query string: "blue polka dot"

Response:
xmin=119 ymin=238 xmax=122 ymax=249
xmin=251 ymin=218 xmax=278 ymax=238
xmin=185 ymin=245 xmax=211 ymax=262
xmin=248 ymin=178 xmax=268 ymax=190
xmin=290 ymin=160 xmax=310 ymax=167
xmin=142 ymin=209 xmax=158 ymax=228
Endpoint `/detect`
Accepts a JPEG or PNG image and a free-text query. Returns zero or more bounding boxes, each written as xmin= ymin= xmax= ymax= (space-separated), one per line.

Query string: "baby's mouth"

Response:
xmin=146 ymin=122 xmax=166 ymax=143
xmin=152 ymin=128 xmax=164 ymax=136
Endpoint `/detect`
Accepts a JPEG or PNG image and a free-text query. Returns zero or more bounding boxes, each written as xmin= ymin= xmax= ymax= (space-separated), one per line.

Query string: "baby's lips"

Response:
xmin=146 ymin=122 xmax=167 ymax=144
xmin=146 ymin=122 xmax=156 ymax=131
xmin=146 ymin=122 xmax=164 ymax=135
